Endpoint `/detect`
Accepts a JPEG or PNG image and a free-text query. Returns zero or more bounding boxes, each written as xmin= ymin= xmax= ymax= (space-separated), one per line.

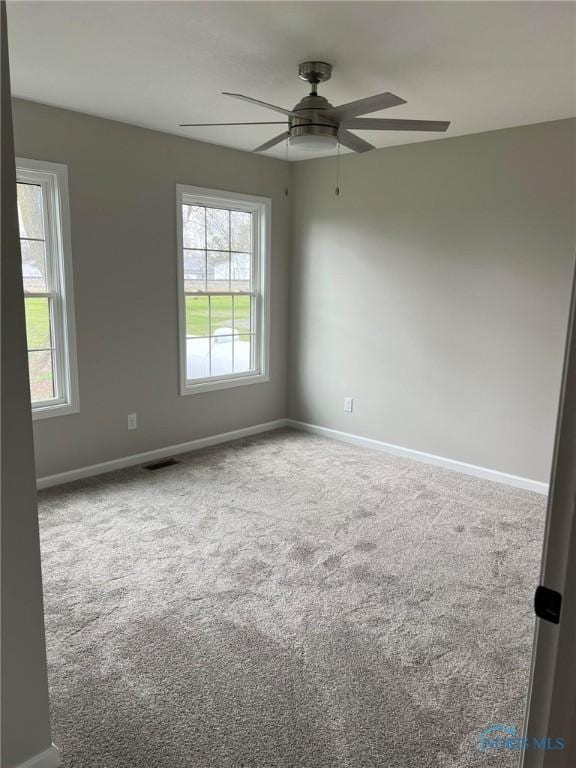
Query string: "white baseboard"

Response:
xmin=37 ymin=419 xmax=289 ymax=490
xmin=37 ymin=416 xmax=548 ymax=496
xmin=15 ymin=745 xmax=60 ymax=768
xmin=287 ymin=419 xmax=549 ymax=495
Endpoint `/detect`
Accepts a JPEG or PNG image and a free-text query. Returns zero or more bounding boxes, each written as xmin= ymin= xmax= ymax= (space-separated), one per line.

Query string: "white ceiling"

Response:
xmin=7 ymin=1 xmax=576 ymax=160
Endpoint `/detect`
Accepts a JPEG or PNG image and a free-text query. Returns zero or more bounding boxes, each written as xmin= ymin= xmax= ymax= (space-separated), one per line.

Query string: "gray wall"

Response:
xmin=12 ymin=102 xmax=576 ymax=484
xmin=2 ymin=12 xmax=53 ymax=767
xmin=12 ymin=99 xmax=291 ymax=479
xmin=289 ymin=119 xmax=576 ymax=483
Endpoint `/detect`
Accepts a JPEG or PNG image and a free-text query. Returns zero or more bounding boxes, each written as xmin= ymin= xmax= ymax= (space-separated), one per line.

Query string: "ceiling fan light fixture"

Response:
xmin=289 ymin=133 xmax=338 ymax=153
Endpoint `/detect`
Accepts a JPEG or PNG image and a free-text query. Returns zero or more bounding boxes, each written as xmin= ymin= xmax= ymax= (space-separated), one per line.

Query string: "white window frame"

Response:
xmin=16 ymin=158 xmax=79 ymax=419
xmin=176 ymin=184 xmax=271 ymax=395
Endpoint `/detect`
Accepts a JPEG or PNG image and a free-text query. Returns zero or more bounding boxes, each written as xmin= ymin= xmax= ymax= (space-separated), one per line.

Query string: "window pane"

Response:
xmin=186 ymin=337 xmax=210 ymax=380
xmin=210 ymin=333 xmax=233 ymax=376
xmin=185 ymin=296 xmax=209 ymax=337
xmin=230 ymin=252 xmax=251 ymax=292
xmin=28 ymin=349 xmax=54 ymax=402
xmin=183 ymin=249 xmax=206 ymax=292
xmin=233 ymin=334 xmax=253 ymax=373
xmin=182 ymin=205 xmax=205 ymax=249
xmin=25 ymin=297 xmax=51 ymax=350
xmin=21 ymin=240 xmax=48 ymax=293
xmin=231 ymin=210 xmax=251 ymax=252
xmin=210 ymin=295 xmax=233 ymax=335
xmin=17 ymin=183 xmax=44 ymax=239
xmin=207 ymin=251 xmax=230 ymax=292
xmin=233 ymin=295 xmax=251 ymax=333
xmin=206 ymin=208 xmax=229 ymax=250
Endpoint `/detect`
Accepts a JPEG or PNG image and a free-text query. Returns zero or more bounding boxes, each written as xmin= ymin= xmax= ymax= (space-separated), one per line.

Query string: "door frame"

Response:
xmin=521 ymin=252 xmax=576 ymax=767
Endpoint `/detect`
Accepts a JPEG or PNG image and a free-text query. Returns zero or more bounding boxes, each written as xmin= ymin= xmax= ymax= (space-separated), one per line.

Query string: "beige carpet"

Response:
xmin=38 ymin=428 xmax=546 ymax=767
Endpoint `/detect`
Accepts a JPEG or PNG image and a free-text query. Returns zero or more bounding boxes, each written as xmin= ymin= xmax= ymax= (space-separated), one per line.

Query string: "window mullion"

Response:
xmin=24 ymin=291 xmax=57 ymax=299
xmin=208 ymin=295 xmax=212 ymax=376
xmin=184 ymin=291 xmax=255 ymax=296
xmin=42 ymin=177 xmax=57 ymax=294
xmin=232 ymin=294 xmax=235 ymax=373
xmin=204 ymin=206 xmax=208 ymax=293
xmin=41 ymin=175 xmax=62 ymax=402
xmin=47 ymin=294 xmax=61 ymax=401
xmin=228 ymin=209 xmax=232 ymax=294
xmin=251 ymin=210 xmax=258 ymax=372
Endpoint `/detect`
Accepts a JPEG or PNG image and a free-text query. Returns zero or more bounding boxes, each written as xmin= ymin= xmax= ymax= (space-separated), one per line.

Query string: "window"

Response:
xmin=176 ymin=185 xmax=270 ymax=394
xmin=16 ymin=158 xmax=79 ymax=418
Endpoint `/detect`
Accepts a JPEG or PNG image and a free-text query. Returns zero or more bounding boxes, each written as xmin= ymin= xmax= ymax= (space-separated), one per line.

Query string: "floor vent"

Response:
xmin=142 ymin=457 xmax=181 ymax=471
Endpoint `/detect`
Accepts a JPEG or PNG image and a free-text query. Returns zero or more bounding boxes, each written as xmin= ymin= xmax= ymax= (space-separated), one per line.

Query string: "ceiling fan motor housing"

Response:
xmin=289 ymin=94 xmax=338 ymax=143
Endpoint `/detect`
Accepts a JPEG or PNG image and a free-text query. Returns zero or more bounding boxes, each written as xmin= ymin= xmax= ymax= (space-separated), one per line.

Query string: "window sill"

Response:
xmin=32 ymin=402 xmax=80 ymax=421
xmin=180 ymin=372 xmax=269 ymax=396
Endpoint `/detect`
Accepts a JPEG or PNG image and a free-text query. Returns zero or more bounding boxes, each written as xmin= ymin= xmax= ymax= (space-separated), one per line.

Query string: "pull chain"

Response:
xmin=284 ymin=137 xmax=289 ymax=196
xmin=335 ymin=142 xmax=341 ymax=196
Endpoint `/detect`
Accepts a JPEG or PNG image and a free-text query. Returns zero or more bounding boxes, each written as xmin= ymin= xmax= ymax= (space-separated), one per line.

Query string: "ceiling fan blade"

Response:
xmin=327 ymin=92 xmax=406 ymax=121
xmin=253 ymin=131 xmax=290 ymax=153
xmin=341 ymin=118 xmax=450 ymax=132
xmin=222 ymin=92 xmax=311 ymax=121
xmin=337 ymin=129 xmax=374 ymax=154
xmin=180 ymin=121 xmax=288 ymax=127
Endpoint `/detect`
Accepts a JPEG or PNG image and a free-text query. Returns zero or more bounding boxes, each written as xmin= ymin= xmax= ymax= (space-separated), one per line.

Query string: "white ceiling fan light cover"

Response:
xmin=289 ymin=134 xmax=338 ymax=153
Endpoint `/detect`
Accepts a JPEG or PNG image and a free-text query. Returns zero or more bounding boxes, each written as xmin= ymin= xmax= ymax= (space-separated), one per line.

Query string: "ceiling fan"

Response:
xmin=180 ymin=61 xmax=450 ymax=154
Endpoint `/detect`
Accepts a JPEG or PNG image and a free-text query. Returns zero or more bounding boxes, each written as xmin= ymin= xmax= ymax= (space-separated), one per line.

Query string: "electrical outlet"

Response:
xmin=344 ymin=397 xmax=353 ymax=413
xmin=127 ymin=413 xmax=138 ymax=430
